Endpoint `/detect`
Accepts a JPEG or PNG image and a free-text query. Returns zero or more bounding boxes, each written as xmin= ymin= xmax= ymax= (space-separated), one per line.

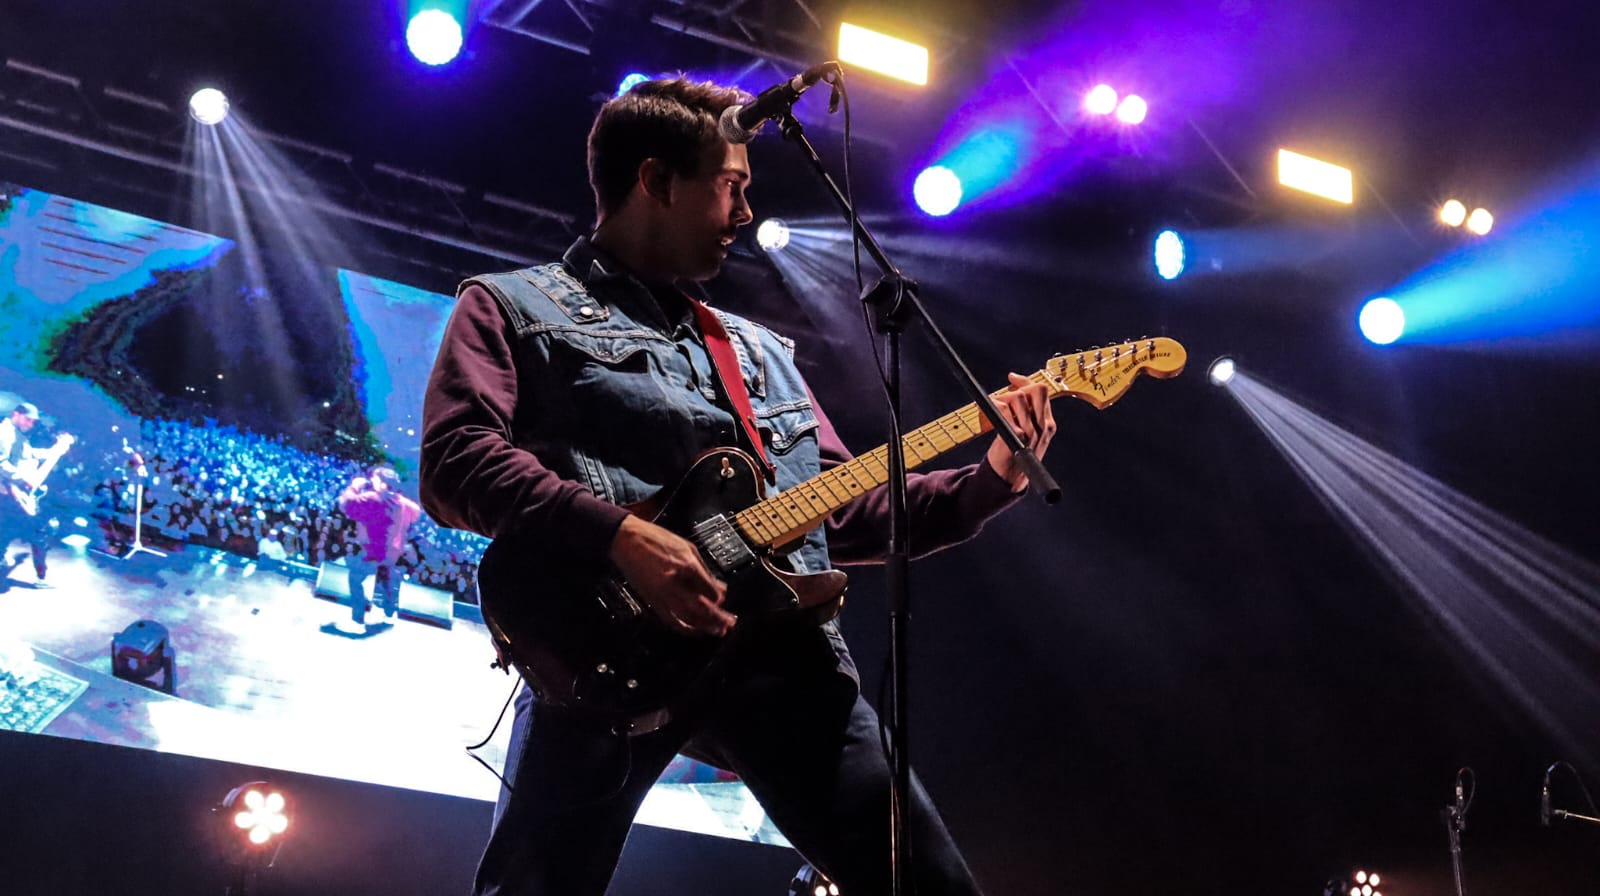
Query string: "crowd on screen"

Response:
xmin=87 ymin=417 xmax=484 ymax=602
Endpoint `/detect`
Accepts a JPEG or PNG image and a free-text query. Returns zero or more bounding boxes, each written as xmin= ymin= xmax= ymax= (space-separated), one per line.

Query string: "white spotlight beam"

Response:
xmin=1225 ymin=371 xmax=1600 ymax=763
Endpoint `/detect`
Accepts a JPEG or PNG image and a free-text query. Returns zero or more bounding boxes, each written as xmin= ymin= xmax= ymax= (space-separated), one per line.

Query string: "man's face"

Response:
xmin=13 ymin=411 xmax=35 ymax=432
xmin=659 ymin=139 xmax=753 ymax=281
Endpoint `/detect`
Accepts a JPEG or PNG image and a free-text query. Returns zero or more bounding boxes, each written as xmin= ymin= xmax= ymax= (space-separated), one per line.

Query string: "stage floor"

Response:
xmin=0 ymin=535 xmax=788 ymax=844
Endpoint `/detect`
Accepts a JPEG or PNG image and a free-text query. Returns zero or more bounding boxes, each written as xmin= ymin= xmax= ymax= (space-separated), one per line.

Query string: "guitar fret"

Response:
xmin=927 ymin=418 xmax=960 ymax=449
xmin=795 ymin=483 xmax=827 ymax=519
xmin=815 ymin=472 xmax=851 ymax=505
xmin=858 ymin=451 xmax=890 ymax=480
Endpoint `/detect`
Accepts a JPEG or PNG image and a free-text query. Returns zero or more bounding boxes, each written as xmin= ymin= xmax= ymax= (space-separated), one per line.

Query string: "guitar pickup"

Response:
xmin=691 ymin=514 xmax=757 ymax=576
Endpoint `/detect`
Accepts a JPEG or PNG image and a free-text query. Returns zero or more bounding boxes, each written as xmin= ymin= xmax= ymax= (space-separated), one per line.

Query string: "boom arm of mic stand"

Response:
xmin=1553 ymin=808 xmax=1600 ymax=825
xmin=774 ymin=111 xmax=1060 ymax=503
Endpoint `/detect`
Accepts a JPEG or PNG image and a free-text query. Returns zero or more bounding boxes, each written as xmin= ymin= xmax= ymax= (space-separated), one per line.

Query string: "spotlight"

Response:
xmin=838 ymin=22 xmax=929 ymax=86
xmin=1359 ymin=297 xmax=1405 ymax=345
xmin=1154 ymin=230 xmax=1185 ymax=280
xmin=1084 ymin=84 xmax=1118 ymax=115
xmin=756 ymin=218 xmax=791 ymax=252
xmin=1207 ymin=356 xmax=1237 ymax=387
xmin=1277 ymin=148 xmax=1354 ymax=205
xmin=616 ymin=72 xmax=650 ymax=96
xmin=913 ymin=165 xmax=963 ymax=216
xmin=1439 ymin=199 xmax=1467 ymax=227
xmin=188 ymin=88 xmax=229 ymax=126
xmin=788 ymin=863 xmax=839 ymax=896
xmin=1465 ymin=207 xmax=1493 ymax=235
xmin=1115 ymin=94 xmax=1148 ymax=125
xmin=216 ymin=782 xmax=290 ymax=893
xmin=407 ymin=8 xmax=464 ymax=66
xmin=228 ymin=784 xmax=290 ymax=846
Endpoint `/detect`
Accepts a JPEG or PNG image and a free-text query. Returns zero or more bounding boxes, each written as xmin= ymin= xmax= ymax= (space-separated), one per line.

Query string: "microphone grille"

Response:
xmin=718 ymin=104 xmax=756 ymax=145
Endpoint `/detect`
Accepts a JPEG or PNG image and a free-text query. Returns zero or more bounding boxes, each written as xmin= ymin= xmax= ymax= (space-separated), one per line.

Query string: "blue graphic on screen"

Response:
xmin=337 ymin=269 xmax=451 ymax=470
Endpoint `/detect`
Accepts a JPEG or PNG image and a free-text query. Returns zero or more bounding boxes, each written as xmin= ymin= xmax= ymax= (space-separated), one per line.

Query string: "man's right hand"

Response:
xmin=608 ymin=515 xmax=735 ymax=636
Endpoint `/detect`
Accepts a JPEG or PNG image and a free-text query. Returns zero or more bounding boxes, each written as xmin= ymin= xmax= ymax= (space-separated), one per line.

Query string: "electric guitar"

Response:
xmin=8 ymin=433 xmax=75 ymax=517
xmin=477 ymin=338 xmax=1187 ymax=732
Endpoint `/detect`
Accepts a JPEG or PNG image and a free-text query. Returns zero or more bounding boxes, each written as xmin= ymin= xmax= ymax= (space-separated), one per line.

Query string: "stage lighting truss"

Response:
xmin=482 ymin=0 xmax=963 ymax=97
xmin=0 ymin=60 xmax=579 ymax=277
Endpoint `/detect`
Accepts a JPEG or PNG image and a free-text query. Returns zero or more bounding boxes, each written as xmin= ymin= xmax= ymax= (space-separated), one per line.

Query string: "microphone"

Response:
xmin=1540 ymin=779 xmax=1552 ymax=827
xmin=1454 ymin=777 xmax=1467 ymax=831
xmin=718 ymin=62 xmax=839 ymax=144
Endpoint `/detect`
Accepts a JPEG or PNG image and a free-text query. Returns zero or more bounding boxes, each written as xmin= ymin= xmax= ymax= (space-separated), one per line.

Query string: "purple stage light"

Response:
xmin=1115 ymin=94 xmax=1148 ymax=124
xmin=1084 ymin=84 xmax=1118 ymax=115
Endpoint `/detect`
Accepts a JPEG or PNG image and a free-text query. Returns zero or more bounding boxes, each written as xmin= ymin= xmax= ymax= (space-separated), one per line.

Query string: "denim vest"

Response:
xmin=461 ymin=240 xmax=832 ymax=578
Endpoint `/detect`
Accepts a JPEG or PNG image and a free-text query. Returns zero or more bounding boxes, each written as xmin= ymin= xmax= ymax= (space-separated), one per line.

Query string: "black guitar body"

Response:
xmin=476 ymin=447 xmax=848 ymax=733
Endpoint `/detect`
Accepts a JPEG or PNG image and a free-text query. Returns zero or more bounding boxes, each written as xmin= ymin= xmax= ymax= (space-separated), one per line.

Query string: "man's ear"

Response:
xmin=638 ymin=158 xmax=674 ymax=207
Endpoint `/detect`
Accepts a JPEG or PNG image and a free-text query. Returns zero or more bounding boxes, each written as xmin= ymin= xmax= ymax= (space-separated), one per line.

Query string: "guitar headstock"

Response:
xmin=1037 ymin=337 xmax=1187 ymax=409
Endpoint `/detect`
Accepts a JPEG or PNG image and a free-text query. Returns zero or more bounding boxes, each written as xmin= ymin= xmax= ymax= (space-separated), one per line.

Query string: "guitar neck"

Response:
xmin=732 ymin=374 xmax=1042 ymax=550
xmin=726 ymin=336 xmax=1187 ymax=551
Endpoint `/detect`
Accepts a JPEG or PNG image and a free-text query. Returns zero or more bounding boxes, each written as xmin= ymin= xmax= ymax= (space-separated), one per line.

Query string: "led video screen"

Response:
xmin=0 ymin=183 xmax=785 ymax=845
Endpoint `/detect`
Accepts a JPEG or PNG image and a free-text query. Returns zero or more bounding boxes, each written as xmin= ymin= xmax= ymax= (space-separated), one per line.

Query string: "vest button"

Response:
xmin=577 ymin=305 xmax=595 ymax=318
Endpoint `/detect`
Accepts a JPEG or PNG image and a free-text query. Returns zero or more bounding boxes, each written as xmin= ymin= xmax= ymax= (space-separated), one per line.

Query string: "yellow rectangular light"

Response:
xmin=838 ymin=22 xmax=929 ymax=86
xmin=1277 ymin=148 xmax=1354 ymax=204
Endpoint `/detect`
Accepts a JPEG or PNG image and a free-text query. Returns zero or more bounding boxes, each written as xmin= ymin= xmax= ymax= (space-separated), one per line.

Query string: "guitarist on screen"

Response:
xmin=0 ymin=401 xmax=72 ymax=588
xmin=419 ymin=77 xmax=1056 ymax=896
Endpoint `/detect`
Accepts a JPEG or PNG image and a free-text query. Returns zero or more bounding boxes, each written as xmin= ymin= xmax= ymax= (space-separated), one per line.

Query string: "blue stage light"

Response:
xmin=407 ymin=9 xmax=463 ymax=66
xmin=616 ymin=72 xmax=650 ymax=96
xmin=1359 ymin=297 xmax=1406 ymax=345
xmin=1154 ymin=230 xmax=1185 ymax=280
xmin=914 ymin=166 xmax=963 ymax=216
xmin=919 ymin=125 xmax=1027 ymax=214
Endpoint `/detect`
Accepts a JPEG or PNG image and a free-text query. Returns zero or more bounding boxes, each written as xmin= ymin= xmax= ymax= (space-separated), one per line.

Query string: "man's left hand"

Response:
xmin=985 ymin=372 xmax=1057 ymax=492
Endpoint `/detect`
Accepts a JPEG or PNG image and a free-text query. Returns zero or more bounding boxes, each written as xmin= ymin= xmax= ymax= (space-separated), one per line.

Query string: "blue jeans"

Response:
xmin=474 ymin=630 xmax=982 ymax=895
xmin=346 ymin=556 xmax=398 ymax=622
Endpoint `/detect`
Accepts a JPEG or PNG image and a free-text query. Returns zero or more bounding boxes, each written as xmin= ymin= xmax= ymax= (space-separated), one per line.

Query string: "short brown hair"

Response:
xmin=587 ymin=77 xmax=750 ymax=219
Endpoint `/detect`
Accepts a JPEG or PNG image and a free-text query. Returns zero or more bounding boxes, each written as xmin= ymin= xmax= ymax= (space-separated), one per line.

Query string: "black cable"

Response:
xmin=465 ymin=677 xmax=522 ymax=797
xmin=1549 ymin=760 xmax=1599 ymax=814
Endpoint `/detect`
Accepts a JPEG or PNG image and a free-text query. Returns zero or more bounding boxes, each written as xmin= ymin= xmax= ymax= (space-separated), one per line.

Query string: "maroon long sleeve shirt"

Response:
xmin=420 ymin=284 xmax=1021 ymax=569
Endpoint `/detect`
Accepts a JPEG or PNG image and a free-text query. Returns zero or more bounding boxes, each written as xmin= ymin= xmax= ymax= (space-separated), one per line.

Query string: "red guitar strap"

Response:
xmin=687 ymin=298 xmax=776 ymax=483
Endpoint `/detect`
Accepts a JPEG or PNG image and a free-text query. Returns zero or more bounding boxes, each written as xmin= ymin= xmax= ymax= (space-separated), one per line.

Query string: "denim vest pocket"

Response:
xmin=755 ymin=399 xmax=820 ymax=454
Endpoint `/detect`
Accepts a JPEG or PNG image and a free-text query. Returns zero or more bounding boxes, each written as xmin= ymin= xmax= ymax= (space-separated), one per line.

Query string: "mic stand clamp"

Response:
xmin=773 ymin=106 xmax=1059 ymax=896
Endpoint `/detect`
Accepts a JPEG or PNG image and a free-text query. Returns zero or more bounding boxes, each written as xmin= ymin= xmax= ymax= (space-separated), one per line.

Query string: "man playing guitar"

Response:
xmin=0 ymin=401 xmax=74 ymax=587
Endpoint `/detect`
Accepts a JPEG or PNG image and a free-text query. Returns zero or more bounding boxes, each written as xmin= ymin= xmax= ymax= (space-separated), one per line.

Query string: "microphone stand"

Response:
xmin=1442 ymin=803 xmax=1467 ymax=896
xmin=773 ymin=105 xmax=1059 ymax=895
xmin=1551 ymin=808 xmax=1600 ymax=825
xmin=122 ymin=449 xmax=166 ymax=561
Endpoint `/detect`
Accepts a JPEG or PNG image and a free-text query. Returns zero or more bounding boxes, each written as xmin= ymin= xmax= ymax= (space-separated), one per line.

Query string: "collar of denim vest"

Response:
xmin=560 ymin=235 xmax=632 ymax=290
xmin=561 ymin=235 xmax=698 ymax=333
